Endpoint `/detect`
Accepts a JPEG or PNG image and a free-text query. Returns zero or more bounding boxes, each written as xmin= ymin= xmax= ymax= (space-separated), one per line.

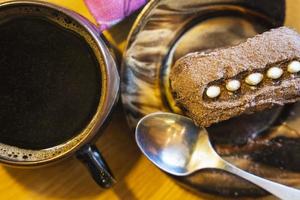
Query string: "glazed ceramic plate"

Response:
xmin=121 ymin=0 xmax=300 ymax=197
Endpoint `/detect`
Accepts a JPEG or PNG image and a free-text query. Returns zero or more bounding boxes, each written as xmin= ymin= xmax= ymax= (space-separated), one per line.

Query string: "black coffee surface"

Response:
xmin=0 ymin=17 xmax=101 ymax=149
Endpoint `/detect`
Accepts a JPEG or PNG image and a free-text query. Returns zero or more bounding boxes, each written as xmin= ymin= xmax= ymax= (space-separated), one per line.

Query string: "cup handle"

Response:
xmin=76 ymin=144 xmax=116 ymax=188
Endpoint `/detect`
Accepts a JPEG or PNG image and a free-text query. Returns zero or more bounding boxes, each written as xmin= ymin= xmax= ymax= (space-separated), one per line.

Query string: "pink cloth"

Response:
xmin=85 ymin=0 xmax=147 ymax=31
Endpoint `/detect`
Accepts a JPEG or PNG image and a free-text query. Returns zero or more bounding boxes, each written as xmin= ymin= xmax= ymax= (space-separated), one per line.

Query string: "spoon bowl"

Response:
xmin=136 ymin=112 xmax=300 ymax=200
xmin=135 ymin=112 xmax=222 ymax=176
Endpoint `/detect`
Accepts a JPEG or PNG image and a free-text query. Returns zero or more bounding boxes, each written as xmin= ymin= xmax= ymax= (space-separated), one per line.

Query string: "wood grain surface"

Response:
xmin=0 ymin=0 xmax=299 ymax=199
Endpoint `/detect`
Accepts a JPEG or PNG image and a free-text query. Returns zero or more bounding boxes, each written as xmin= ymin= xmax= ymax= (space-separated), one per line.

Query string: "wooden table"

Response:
xmin=0 ymin=0 xmax=299 ymax=199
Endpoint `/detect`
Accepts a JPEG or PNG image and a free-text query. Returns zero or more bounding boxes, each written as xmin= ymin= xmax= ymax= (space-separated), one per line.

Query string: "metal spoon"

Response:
xmin=135 ymin=112 xmax=300 ymax=200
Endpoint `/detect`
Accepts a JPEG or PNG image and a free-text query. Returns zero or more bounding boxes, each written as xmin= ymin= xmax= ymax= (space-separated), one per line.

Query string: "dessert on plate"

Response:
xmin=170 ymin=27 xmax=300 ymax=127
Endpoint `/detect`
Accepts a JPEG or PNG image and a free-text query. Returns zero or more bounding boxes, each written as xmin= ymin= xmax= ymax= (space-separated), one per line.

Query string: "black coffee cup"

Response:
xmin=0 ymin=1 xmax=119 ymax=188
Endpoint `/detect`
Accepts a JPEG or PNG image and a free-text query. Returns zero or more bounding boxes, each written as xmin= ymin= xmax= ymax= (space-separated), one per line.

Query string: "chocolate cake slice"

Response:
xmin=170 ymin=27 xmax=300 ymax=127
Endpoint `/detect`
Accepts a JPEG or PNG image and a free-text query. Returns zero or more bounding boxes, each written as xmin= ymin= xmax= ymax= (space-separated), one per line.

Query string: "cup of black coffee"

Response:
xmin=0 ymin=1 xmax=119 ymax=188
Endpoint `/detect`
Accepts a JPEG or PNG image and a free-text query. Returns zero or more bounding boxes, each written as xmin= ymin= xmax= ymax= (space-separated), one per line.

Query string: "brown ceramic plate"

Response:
xmin=121 ymin=0 xmax=300 ymax=198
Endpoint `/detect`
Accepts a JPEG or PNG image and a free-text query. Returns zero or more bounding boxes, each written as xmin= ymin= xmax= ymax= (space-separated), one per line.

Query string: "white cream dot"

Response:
xmin=206 ymin=86 xmax=220 ymax=98
xmin=226 ymin=80 xmax=241 ymax=92
xmin=245 ymin=73 xmax=263 ymax=86
xmin=267 ymin=67 xmax=283 ymax=79
xmin=288 ymin=61 xmax=300 ymax=73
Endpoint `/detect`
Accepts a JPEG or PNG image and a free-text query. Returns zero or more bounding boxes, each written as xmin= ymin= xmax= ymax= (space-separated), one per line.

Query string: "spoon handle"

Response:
xmin=223 ymin=162 xmax=300 ymax=200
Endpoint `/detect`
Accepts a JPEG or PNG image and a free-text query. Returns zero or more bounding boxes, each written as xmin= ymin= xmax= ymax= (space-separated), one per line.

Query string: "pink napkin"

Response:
xmin=84 ymin=0 xmax=147 ymax=31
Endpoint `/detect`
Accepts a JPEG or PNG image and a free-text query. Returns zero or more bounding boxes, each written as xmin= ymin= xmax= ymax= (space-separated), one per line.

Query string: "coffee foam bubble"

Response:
xmin=0 ymin=3 xmax=103 ymax=163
